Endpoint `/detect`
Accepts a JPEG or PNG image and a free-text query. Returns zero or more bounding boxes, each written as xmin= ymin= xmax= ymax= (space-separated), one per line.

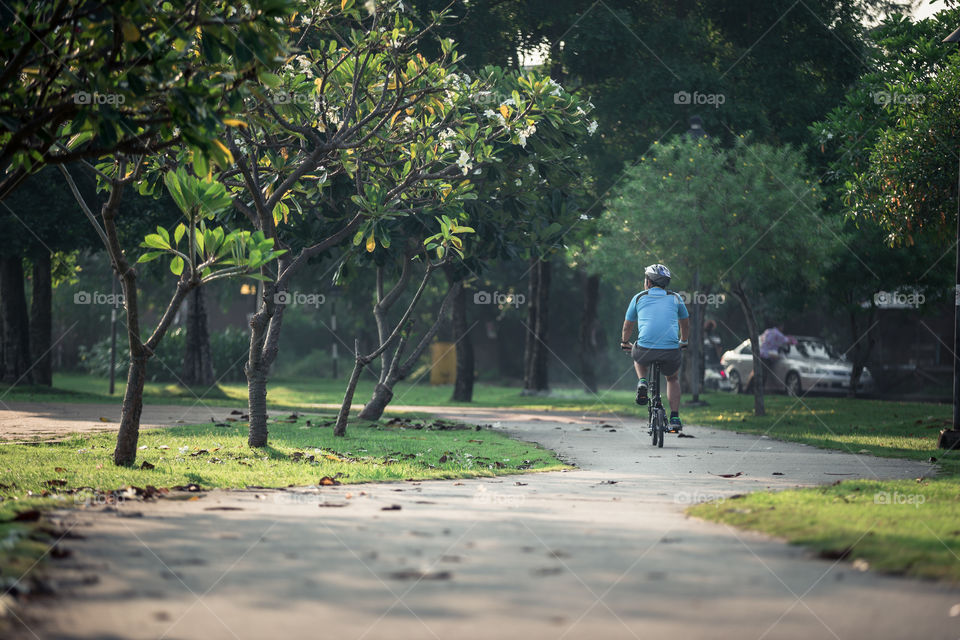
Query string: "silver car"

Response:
xmin=719 ymin=336 xmax=874 ymax=396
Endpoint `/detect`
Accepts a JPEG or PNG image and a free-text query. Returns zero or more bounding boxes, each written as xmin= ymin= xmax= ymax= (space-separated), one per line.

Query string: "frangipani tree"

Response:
xmin=199 ymin=1 xmax=594 ymax=446
xmin=64 ymin=160 xmax=285 ymax=466
xmin=0 ymin=0 xmax=294 ymax=200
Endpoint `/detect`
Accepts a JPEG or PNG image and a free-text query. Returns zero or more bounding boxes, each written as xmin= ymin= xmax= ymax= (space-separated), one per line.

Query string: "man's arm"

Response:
xmin=621 ymin=320 xmax=637 ymax=345
xmin=678 ymin=317 xmax=690 ymax=343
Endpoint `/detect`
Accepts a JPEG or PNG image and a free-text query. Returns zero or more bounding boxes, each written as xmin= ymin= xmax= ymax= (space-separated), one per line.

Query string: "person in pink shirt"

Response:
xmin=759 ymin=324 xmax=797 ymax=361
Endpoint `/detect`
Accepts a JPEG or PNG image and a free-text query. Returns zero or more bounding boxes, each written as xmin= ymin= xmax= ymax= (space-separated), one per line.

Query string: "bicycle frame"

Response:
xmin=647 ymin=360 xmax=667 ymax=448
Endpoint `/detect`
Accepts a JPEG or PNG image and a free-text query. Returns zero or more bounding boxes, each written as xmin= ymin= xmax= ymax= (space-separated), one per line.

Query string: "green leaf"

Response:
xmin=174 ymin=223 xmax=187 ymax=246
xmin=170 ymin=255 xmax=184 ymax=276
xmin=259 ymin=71 xmax=282 ymax=88
xmin=142 ymin=234 xmax=170 ymax=249
xmin=137 ymin=251 xmax=164 ymax=263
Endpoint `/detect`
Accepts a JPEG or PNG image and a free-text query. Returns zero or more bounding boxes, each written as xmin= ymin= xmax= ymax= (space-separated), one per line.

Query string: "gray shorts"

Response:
xmin=631 ymin=345 xmax=682 ymax=377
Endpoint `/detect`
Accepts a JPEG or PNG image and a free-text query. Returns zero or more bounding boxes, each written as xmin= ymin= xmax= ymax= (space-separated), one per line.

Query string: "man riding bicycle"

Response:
xmin=620 ymin=264 xmax=690 ymax=431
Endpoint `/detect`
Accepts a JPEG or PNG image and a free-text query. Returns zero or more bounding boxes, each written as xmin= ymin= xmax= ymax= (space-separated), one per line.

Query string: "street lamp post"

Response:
xmin=939 ymin=28 xmax=960 ymax=449
xmin=686 ymin=116 xmax=709 ymax=406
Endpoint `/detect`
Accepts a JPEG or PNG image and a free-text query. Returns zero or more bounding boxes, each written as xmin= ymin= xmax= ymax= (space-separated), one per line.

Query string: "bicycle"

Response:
xmin=623 ymin=340 xmax=687 ymax=448
xmin=646 ymin=359 xmax=668 ymax=448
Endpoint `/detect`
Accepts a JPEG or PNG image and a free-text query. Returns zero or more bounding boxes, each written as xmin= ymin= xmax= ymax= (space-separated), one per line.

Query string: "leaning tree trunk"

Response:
xmin=732 ymin=283 xmax=765 ymax=417
xmin=358 ymin=282 xmax=461 ymax=421
xmin=336 ymin=262 xmax=440 ymax=435
xmin=449 ymin=274 xmax=474 ymax=402
xmin=335 ymin=349 xmax=365 ymax=436
xmin=29 ymin=252 xmax=52 ymax=386
xmin=522 ymin=258 xmax=551 ymax=393
xmin=577 ymin=272 xmax=599 ymax=393
xmin=0 ymin=255 xmax=31 ymax=384
xmin=360 ymin=383 xmax=395 ymax=420
xmin=182 ymin=286 xmax=214 ymax=387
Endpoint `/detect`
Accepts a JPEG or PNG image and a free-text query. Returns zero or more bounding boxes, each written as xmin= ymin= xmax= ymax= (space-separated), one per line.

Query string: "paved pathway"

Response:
xmin=7 ymin=405 xmax=960 ymax=639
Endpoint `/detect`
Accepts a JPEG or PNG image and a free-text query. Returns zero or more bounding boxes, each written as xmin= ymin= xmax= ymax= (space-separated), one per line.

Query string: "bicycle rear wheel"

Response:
xmin=656 ymin=410 xmax=665 ymax=448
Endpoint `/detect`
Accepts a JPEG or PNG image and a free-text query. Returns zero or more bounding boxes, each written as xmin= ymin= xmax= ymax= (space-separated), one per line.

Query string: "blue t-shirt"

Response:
xmin=625 ymin=288 xmax=689 ymax=349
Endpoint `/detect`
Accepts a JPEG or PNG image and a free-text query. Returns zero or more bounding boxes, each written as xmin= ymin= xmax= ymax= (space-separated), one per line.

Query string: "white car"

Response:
xmin=720 ymin=336 xmax=874 ymax=396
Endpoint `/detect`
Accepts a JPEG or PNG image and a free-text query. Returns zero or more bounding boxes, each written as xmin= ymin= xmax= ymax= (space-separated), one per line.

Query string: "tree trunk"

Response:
xmin=359 ymin=383 xmax=394 ymax=420
xmin=0 ymin=256 xmax=31 ymax=384
xmin=732 ymin=283 xmax=765 ymax=416
xmin=247 ymin=365 xmax=269 ymax=446
xmin=245 ymin=272 xmax=288 ymax=447
xmin=523 ymin=258 xmax=551 ymax=393
xmin=29 ymin=252 xmax=52 ymax=386
xmin=246 ymin=307 xmax=271 ymax=447
xmin=688 ymin=273 xmax=703 ymax=403
xmin=335 ymin=351 xmax=364 ymax=436
xmin=112 ymin=269 xmax=148 ymax=466
xmin=577 ymin=272 xmax=599 ymax=393
xmin=848 ymin=305 xmax=877 ymax=397
xmin=182 ymin=286 xmax=214 ymax=387
xmin=114 ymin=352 xmax=147 ymax=465
xmin=359 ymin=282 xmax=461 ymax=421
xmin=450 ymin=275 xmax=474 ymax=402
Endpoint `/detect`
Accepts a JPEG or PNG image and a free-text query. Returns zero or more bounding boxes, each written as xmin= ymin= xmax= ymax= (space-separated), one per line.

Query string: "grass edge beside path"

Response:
xmin=675 ymin=394 xmax=960 ymax=583
xmin=687 ymin=477 xmax=960 ymax=582
xmin=0 ymin=413 xmax=571 ymax=625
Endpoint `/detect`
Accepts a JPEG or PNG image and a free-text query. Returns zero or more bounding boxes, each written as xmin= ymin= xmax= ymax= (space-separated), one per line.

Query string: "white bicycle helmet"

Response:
xmin=644 ymin=263 xmax=672 ymax=288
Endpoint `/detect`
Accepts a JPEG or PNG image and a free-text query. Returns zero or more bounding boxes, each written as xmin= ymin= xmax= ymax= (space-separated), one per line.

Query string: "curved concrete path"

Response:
xmin=9 ymin=408 xmax=960 ymax=640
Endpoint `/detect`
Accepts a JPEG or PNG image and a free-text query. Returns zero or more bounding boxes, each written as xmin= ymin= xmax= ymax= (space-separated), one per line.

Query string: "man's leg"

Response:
xmin=665 ymin=373 xmax=681 ymax=413
xmin=634 ymin=362 xmax=648 ymax=381
xmin=634 ymin=362 xmax=649 ymax=405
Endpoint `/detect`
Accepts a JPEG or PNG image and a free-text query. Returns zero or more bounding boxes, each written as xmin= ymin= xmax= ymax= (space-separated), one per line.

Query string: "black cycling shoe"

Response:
xmin=635 ymin=384 xmax=648 ymax=405
xmin=668 ymin=416 xmax=682 ymax=433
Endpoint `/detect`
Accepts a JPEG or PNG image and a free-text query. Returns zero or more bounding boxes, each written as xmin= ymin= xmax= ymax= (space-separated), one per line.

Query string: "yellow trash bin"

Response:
xmin=429 ymin=342 xmax=457 ymax=385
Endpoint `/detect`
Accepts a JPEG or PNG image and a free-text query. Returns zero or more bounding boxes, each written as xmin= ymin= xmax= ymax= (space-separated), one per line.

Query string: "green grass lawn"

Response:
xmin=688 ymin=478 xmax=960 ymax=581
xmin=3 ymin=372 xmax=959 ymax=582
xmin=0 ymin=412 xmax=567 ymax=599
xmin=13 ymin=373 xmax=956 ymax=472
